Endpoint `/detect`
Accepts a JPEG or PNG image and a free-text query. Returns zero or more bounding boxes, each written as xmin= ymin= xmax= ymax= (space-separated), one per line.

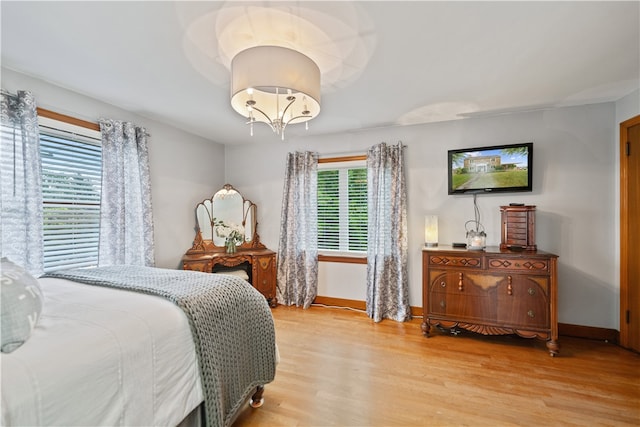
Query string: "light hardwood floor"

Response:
xmin=234 ymin=305 xmax=639 ymax=426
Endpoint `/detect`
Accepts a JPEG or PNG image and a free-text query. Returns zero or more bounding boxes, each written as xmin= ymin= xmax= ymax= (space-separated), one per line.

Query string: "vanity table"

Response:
xmin=181 ymin=184 xmax=277 ymax=307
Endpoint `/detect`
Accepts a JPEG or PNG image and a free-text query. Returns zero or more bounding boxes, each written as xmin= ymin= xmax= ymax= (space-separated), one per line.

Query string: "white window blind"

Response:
xmin=39 ymin=123 xmax=102 ymax=272
xmin=317 ymin=162 xmax=367 ymax=253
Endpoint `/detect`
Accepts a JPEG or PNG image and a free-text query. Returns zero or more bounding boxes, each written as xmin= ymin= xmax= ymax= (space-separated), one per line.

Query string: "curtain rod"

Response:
xmin=319 ymin=155 xmax=366 ymax=163
xmin=37 ymin=108 xmax=100 ymax=132
xmin=319 ymin=141 xmax=406 ymax=163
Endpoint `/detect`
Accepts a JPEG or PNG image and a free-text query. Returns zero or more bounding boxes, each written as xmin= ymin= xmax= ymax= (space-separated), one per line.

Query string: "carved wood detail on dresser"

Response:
xmin=422 ymin=246 xmax=559 ymax=356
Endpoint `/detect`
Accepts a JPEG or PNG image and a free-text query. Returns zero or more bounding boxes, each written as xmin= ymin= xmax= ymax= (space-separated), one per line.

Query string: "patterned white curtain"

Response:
xmin=366 ymin=142 xmax=410 ymax=322
xmin=0 ymin=91 xmax=43 ymax=275
xmin=98 ymin=119 xmax=154 ymax=267
xmin=276 ymin=151 xmax=318 ymax=309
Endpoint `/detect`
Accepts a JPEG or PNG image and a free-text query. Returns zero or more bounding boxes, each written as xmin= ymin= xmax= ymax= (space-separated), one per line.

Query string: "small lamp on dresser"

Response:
xmin=424 ymin=215 xmax=438 ymax=247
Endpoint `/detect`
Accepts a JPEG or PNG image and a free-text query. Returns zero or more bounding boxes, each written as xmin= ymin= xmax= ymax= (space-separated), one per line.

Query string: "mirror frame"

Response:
xmin=188 ymin=184 xmax=265 ymax=253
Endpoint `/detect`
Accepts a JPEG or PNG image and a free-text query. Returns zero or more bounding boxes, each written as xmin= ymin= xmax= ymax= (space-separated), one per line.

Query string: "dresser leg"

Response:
xmin=547 ymin=340 xmax=560 ymax=357
xmin=421 ymin=321 xmax=431 ymax=337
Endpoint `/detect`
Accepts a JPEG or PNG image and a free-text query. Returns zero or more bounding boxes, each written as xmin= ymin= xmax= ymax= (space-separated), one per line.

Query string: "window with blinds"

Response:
xmin=317 ymin=162 xmax=367 ymax=253
xmin=39 ymin=121 xmax=102 ymax=272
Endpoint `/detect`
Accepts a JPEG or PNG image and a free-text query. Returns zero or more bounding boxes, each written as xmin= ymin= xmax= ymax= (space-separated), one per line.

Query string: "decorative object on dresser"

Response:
xmin=422 ymin=246 xmax=559 ymax=356
xmin=182 ymin=184 xmax=277 ymax=307
xmin=465 ymin=221 xmax=486 ymax=250
xmin=500 ymin=204 xmax=537 ymax=251
xmin=465 ymin=193 xmax=486 ymax=250
xmin=424 ymin=215 xmax=439 ymax=247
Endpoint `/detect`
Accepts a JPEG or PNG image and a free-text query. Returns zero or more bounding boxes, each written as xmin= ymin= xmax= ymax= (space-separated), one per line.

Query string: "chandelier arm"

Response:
xmin=284 ymin=114 xmax=314 ymax=126
xmin=279 ymin=97 xmax=296 ymax=121
xmin=247 ymin=105 xmax=275 ymax=127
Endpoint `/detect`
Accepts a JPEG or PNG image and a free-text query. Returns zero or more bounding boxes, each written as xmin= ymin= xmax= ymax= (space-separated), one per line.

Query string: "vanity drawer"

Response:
xmin=182 ymin=258 xmax=213 ymax=272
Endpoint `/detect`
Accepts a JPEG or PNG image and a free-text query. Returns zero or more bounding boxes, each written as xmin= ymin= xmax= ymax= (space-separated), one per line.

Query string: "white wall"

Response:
xmin=227 ymin=101 xmax=633 ymax=330
xmin=6 ymin=67 xmax=637 ymax=330
xmin=1 ymin=68 xmax=226 ymax=269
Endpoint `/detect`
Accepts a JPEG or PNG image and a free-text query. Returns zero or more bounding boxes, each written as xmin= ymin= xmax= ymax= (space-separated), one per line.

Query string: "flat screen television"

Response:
xmin=448 ymin=142 xmax=533 ymax=194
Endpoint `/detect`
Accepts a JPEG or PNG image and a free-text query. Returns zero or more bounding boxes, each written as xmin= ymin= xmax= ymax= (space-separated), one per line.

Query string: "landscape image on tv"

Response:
xmin=449 ymin=143 xmax=532 ymax=194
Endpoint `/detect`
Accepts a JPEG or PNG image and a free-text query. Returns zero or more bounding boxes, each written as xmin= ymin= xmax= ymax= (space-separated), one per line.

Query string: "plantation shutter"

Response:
xmin=318 ymin=169 xmax=339 ymax=250
xmin=317 ymin=165 xmax=367 ymax=252
xmin=39 ymin=127 xmax=102 ymax=271
xmin=347 ymin=168 xmax=367 ymax=251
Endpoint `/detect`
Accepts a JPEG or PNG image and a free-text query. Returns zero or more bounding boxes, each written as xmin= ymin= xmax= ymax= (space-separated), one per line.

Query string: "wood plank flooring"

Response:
xmin=234 ymin=305 xmax=640 ymax=426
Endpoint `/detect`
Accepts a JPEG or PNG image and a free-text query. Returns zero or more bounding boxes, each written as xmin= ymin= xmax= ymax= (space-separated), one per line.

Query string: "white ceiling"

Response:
xmin=1 ymin=1 xmax=638 ymax=145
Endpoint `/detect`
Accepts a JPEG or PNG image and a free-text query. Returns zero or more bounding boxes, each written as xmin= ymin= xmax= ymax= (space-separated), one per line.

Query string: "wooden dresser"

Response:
xmin=422 ymin=246 xmax=559 ymax=356
xmin=182 ymin=249 xmax=277 ymax=307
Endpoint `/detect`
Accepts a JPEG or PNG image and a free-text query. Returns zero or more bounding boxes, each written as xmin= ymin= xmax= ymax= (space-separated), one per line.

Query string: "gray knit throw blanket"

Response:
xmin=44 ymin=265 xmax=277 ymax=427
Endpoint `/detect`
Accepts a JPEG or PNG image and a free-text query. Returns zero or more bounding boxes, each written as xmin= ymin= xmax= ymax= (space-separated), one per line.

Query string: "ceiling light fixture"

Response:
xmin=230 ymin=46 xmax=321 ymax=140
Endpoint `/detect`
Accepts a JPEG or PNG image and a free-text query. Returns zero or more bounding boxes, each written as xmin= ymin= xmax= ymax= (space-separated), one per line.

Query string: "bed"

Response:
xmin=0 ymin=261 xmax=277 ymax=427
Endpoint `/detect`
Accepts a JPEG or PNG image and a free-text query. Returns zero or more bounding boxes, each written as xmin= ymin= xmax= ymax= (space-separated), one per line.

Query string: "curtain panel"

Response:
xmin=0 ymin=91 xmax=43 ymax=275
xmin=366 ymin=142 xmax=410 ymax=322
xmin=276 ymin=151 xmax=319 ymax=309
xmin=98 ymin=119 xmax=155 ymax=267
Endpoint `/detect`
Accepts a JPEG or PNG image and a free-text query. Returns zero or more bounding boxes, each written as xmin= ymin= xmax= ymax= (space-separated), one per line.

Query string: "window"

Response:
xmin=38 ymin=115 xmax=102 ymax=272
xmin=317 ymin=158 xmax=367 ymax=254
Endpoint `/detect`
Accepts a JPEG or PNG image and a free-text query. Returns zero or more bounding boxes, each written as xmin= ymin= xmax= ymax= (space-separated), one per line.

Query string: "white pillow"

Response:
xmin=1 ymin=258 xmax=43 ymax=353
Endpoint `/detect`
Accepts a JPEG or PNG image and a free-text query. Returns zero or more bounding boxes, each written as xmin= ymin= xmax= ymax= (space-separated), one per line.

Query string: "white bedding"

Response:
xmin=1 ymin=277 xmax=204 ymax=426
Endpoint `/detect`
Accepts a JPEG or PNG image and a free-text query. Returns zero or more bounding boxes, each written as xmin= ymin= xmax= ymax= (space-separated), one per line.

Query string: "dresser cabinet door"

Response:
xmin=254 ymin=254 xmax=277 ymax=306
xmin=496 ymin=275 xmax=549 ymax=329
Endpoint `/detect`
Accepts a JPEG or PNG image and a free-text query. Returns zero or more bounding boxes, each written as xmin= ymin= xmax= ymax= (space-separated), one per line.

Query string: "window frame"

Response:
xmin=317 ymin=155 xmax=367 ymax=264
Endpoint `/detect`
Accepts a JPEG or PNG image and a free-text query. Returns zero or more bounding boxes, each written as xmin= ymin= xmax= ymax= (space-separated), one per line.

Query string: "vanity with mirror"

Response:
xmin=182 ymin=184 xmax=277 ymax=307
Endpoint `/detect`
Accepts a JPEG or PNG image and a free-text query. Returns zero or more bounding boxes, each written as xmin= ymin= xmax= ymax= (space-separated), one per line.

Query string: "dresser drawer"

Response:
xmin=428 ymin=271 xmax=497 ymax=322
xmin=487 ymin=257 xmax=549 ymax=273
xmin=428 ymin=254 xmax=482 ymax=269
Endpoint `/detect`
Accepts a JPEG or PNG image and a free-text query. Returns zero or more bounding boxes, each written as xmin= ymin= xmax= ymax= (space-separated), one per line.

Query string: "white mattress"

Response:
xmin=1 ymin=277 xmax=204 ymax=426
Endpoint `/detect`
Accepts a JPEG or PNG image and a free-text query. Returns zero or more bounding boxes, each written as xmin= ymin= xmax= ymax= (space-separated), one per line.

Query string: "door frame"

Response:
xmin=619 ymin=115 xmax=640 ymax=348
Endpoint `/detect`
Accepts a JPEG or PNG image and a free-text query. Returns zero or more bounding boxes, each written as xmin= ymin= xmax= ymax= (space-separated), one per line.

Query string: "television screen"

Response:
xmin=448 ymin=142 xmax=533 ymax=194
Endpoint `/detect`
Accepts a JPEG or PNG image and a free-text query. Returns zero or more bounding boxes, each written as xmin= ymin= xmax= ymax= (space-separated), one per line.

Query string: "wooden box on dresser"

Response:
xmin=182 ymin=249 xmax=277 ymax=308
xmin=422 ymin=246 xmax=559 ymax=356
